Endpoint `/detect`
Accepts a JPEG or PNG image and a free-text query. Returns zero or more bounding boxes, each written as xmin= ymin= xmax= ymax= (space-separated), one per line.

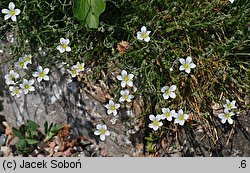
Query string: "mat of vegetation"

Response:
xmin=0 ymin=0 xmax=249 ymax=156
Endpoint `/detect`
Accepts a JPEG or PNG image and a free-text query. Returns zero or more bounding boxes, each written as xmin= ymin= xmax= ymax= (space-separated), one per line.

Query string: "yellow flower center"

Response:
xmin=14 ymin=89 xmax=19 ymax=94
xmin=100 ymin=129 xmax=106 ymax=135
xmin=10 ymin=75 xmax=15 ymax=80
xmin=225 ymin=113 xmax=231 ymax=119
xmin=110 ymin=105 xmax=116 ymax=111
xmin=39 ymin=72 xmax=45 ymax=78
xmin=72 ymin=69 xmax=77 ymax=75
xmin=10 ymin=10 xmax=15 ymax=16
xmin=62 ymin=44 xmax=67 ymax=49
xmin=152 ymin=120 xmax=159 ymax=126
xmin=24 ymin=84 xmax=30 ymax=89
xmin=179 ymin=114 xmax=184 ymax=120
xmin=183 ymin=63 xmax=189 ymax=69
xmin=227 ymin=104 xmax=232 ymax=109
xmin=165 ymin=112 xmax=171 ymax=117
xmin=124 ymin=94 xmax=129 ymax=100
xmin=141 ymin=33 xmax=148 ymax=39
xmin=165 ymin=90 xmax=170 ymax=95
xmin=19 ymin=62 xmax=24 ymax=67
xmin=124 ymin=76 xmax=129 ymax=82
xmin=25 ymin=57 xmax=31 ymax=62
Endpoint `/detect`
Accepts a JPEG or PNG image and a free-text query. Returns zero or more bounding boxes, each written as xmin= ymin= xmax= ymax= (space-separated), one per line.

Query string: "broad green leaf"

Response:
xmin=12 ymin=127 xmax=24 ymax=139
xmin=26 ymin=120 xmax=38 ymax=131
xmin=44 ymin=121 xmax=48 ymax=134
xmin=73 ymin=0 xmax=106 ymax=28
xmin=50 ymin=124 xmax=64 ymax=133
xmin=25 ymin=139 xmax=39 ymax=145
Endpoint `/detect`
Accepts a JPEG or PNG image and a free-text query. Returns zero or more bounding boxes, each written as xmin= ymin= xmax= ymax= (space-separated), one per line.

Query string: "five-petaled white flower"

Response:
xmin=68 ymin=66 xmax=79 ymax=78
xmin=19 ymin=79 xmax=35 ymax=94
xmin=179 ymin=56 xmax=196 ymax=74
xmin=4 ymin=70 xmax=19 ymax=85
xmin=94 ymin=124 xmax=110 ymax=141
xmin=14 ymin=57 xmax=28 ymax=70
xmin=116 ymin=70 xmax=134 ymax=88
xmin=73 ymin=62 xmax=85 ymax=73
xmin=161 ymin=108 xmax=178 ymax=121
xmin=161 ymin=85 xmax=176 ymax=100
xmin=223 ymin=99 xmax=237 ymax=111
xmin=24 ymin=54 xmax=32 ymax=65
xmin=218 ymin=109 xmax=235 ymax=124
xmin=32 ymin=66 xmax=50 ymax=82
xmin=174 ymin=109 xmax=189 ymax=126
xmin=1 ymin=2 xmax=21 ymax=21
xmin=119 ymin=89 xmax=134 ymax=103
xmin=148 ymin=114 xmax=163 ymax=131
xmin=137 ymin=26 xmax=151 ymax=42
xmin=9 ymin=86 xmax=22 ymax=97
xmin=229 ymin=0 xmax=235 ymax=3
xmin=56 ymin=38 xmax=71 ymax=53
xmin=105 ymin=100 xmax=120 ymax=116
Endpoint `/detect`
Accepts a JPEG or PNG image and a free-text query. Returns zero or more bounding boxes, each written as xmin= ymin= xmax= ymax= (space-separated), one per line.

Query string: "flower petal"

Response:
xmin=185 ymin=68 xmax=191 ymax=74
xmin=127 ymin=81 xmax=133 ymax=87
xmin=169 ymin=85 xmax=176 ymax=91
xmin=169 ymin=92 xmax=176 ymax=98
xmin=149 ymin=114 xmax=155 ymax=121
xmin=15 ymin=9 xmax=21 ymax=15
xmin=121 ymin=81 xmax=126 ymax=88
xmin=189 ymin=63 xmax=196 ymax=68
xmin=66 ymin=46 xmax=71 ymax=52
xmin=4 ymin=14 xmax=11 ymax=20
xmin=121 ymin=70 xmax=127 ymax=76
xmin=9 ymin=2 xmax=15 ymax=10
xmin=141 ymin=26 xmax=147 ymax=32
xmin=186 ymin=56 xmax=192 ymax=64
xmin=179 ymin=58 xmax=185 ymax=64
xmin=94 ymin=130 xmax=101 ymax=135
xmin=100 ymin=134 xmax=106 ymax=141
xmin=144 ymin=37 xmax=150 ymax=42
xmin=179 ymin=65 xmax=185 ymax=71
xmin=228 ymin=118 xmax=233 ymax=124
xmin=1 ymin=9 xmax=9 ymax=14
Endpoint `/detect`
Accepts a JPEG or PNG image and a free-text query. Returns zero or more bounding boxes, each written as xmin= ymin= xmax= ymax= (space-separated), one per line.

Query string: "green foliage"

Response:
xmin=44 ymin=121 xmax=64 ymax=142
xmin=73 ymin=0 xmax=106 ymax=28
xmin=1 ymin=0 xmax=249 ymax=154
xmin=12 ymin=120 xmax=39 ymax=155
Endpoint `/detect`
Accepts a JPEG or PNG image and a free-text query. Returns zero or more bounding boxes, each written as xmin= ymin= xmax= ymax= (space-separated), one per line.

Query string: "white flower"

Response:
xmin=229 ymin=0 xmax=235 ymax=3
xmin=110 ymin=117 xmax=118 ymax=125
xmin=174 ymin=109 xmax=189 ymax=126
xmin=116 ymin=70 xmax=134 ymax=88
xmin=161 ymin=108 xmax=177 ymax=121
xmin=73 ymin=62 xmax=85 ymax=73
xmin=223 ymin=99 xmax=237 ymax=111
xmin=14 ymin=57 xmax=28 ymax=70
xmin=179 ymin=56 xmax=196 ymax=74
xmin=105 ymin=100 xmax=120 ymax=116
xmin=148 ymin=114 xmax=163 ymax=131
xmin=4 ymin=70 xmax=19 ymax=85
xmin=1 ymin=2 xmax=21 ymax=21
xmin=32 ymin=66 xmax=50 ymax=82
xmin=94 ymin=124 xmax=110 ymax=141
xmin=161 ymin=85 xmax=176 ymax=100
xmin=19 ymin=79 xmax=35 ymax=94
xmin=218 ymin=109 xmax=235 ymax=124
xmin=137 ymin=26 xmax=151 ymax=42
xmin=68 ymin=66 xmax=79 ymax=78
xmin=24 ymin=54 xmax=32 ymax=65
xmin=9 ymin=86 xmax=22 ymax=97
xmin=56 ymin=38 xmax=71 ymax=53
xmin=119 ymin=89 xmax=134 ymax=102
